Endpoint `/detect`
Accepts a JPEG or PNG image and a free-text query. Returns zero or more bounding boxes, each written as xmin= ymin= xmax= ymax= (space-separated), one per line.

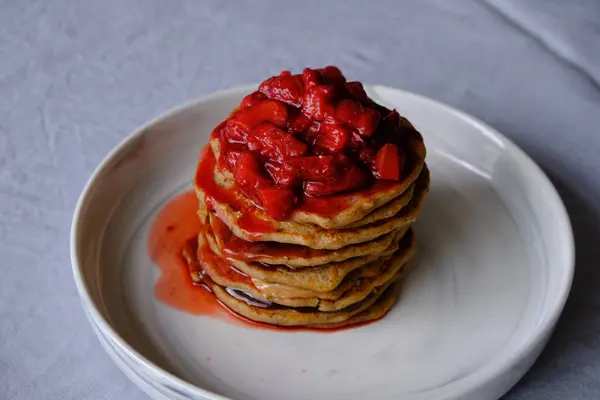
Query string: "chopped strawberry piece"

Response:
xmin=315 ymin=124 xmax=351 ymax=154
xmin=234 ymin=153 xmax=297 ymax=219
xmin=234 ymin=152 xmax=271 ymax=199
xmin=344 ymin=81 xmax=371 ymax=104
xmin=234 ymin=152 xmax=297 ymax=219
xmin=287 ymin=109 xmax=312 ymax=135
xmin=259 ymin=75 xmax=304 ymax=107
xmin=280 ymin=70 xmax=292 ymax=77
xmin=265 ymin=161 xmax=296 ymax=186
xmin=319 ymin=66 xmax=346 ymax=86
xmin=240 ymin=91 xmax=267 ymax=109
xmin=224 ymin=150 xmax=242 ymax=171
xmin=302 ymin=120 xmax=321 ymax=144
xmin=334 ymin=99 xmax=379 ymax=137
xmin=248 ymin=123 xmax=308 ymax=161
xmin=256 ymin=186 xmax=297 ymax=220
xmin=304 ymin=164 xmax=367 ymax=196
xmin=334 ymin=99 xmax=362 ymax=125
xmin=353 ymin=107 xmax=380 ymax=137
xmin=302 ymin=68 xmax=322 ymax=88
xmin=349 ymin=131 xmax=367 ymax=149
xmin=302 ymin=85 xmax=336 ymax=121
xmin=229 ymin=100 xmax=288 ymax=138
xmin=286 ymin=155 xmax=338 ymax=182
xmin=225 ymin=119 xmax=249 ymax=143
xmin=373 ymin=143 xmax=401 ymax=181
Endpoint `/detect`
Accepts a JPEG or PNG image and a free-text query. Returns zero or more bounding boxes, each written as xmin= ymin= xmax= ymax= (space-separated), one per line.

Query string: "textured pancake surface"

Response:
xmin=198 ymin=164 xmax=429 ymax=249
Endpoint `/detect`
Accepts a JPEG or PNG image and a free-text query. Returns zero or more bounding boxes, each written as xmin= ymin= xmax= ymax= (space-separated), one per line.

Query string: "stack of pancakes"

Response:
xmin=186 ymin=117 xmax=429 ymax=329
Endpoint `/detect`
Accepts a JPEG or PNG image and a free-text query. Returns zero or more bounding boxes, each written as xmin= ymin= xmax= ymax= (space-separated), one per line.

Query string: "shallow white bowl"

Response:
xmin=71 ymin=85 xmax=574 ymax=400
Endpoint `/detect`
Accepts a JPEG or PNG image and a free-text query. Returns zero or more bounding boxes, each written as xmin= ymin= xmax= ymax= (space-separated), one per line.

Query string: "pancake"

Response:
xmin=207 ymin=224 xmax=413 ymax=293
xmin=200 ymin=164 xmax=429 ymax=249
xmin=206 ymin=117 xmax=426 ymax=230
xmin=211 ymin=276 xmax=398 ymax=327
xmin=249 ymin=258 xmax=387 ymax=301
xmin=208 ymin=213 xmax=404 ymax=267
xmin=265 ymin=238 xmax=416 ymax=311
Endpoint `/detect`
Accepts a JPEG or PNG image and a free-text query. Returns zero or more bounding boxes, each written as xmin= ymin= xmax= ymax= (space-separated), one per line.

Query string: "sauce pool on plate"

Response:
xmin=147 ymin=191 xmax=223 ymax=316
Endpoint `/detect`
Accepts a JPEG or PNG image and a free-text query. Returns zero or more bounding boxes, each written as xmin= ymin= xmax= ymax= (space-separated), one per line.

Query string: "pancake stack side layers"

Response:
xmin=188 ymin=66 xmax=429 ymax=328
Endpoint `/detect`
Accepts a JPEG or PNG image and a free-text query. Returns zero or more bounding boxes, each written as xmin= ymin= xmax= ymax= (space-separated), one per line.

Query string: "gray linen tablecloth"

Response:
xmin=1 ymin=0 xmax=599 ymax=398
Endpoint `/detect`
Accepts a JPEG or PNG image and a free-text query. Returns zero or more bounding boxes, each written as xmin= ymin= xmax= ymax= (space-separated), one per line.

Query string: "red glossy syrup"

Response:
xmin=194 ymin=144 xmax=274 ymax=239
xmin=195 ymin=145 xmax=242 ymax=212
xmin=296 ymin=179 xmax=400 ymax=216
xmin=210 ymin=215 xmax=332 ymax=263
xmin=196 ymin=239 xmax=255 ymax=287
xmin=295 ymin=193 xmax=351 ymax=216
xmin=149 ymin=190 xmax=226 ymax=316
xmin=236 ymin=213 xmax=274 ymax=239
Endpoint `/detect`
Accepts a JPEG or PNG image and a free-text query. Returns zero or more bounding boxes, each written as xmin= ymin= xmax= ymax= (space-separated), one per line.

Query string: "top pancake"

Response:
xmin=198 ymin=163 xmax=429 ymax=249
xmin=195 ymin=117 xmax=426 ymax=231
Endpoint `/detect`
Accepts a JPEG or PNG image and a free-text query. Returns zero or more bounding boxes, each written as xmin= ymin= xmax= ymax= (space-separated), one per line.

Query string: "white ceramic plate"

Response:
xmin=71 ymin=85 xmax=574 ymax=400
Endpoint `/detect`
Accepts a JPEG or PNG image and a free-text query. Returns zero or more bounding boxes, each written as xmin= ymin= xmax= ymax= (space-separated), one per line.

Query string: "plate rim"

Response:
xmin=70 ymin=84 xmax=575 ymax=400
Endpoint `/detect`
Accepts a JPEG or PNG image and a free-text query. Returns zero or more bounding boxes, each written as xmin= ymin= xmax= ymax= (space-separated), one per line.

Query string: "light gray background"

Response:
xmin=1 ymin=0 xmax=599 ymax=399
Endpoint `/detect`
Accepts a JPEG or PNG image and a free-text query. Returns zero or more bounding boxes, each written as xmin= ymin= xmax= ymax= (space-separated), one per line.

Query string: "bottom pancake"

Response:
xmin=182 ymin=240 xmax=409 ymax=327
xmin=210 ymin=277 xmax=399 ymax=327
